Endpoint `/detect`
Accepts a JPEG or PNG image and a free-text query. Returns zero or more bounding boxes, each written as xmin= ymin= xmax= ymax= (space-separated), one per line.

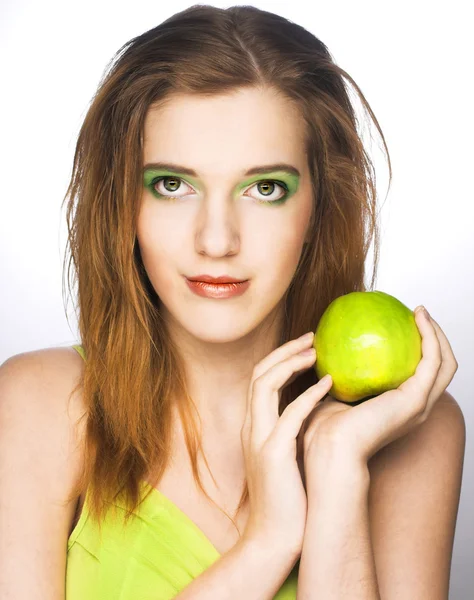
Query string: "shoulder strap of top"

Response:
xmin=71 ymin=344 xmax=86 ymax=361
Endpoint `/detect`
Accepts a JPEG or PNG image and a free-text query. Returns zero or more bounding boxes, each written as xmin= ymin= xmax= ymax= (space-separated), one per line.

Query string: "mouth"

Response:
xmin=184 ymin=276 xmax=250 ymax=299
xmin=185 ymin=275 xmax=249 ymax=284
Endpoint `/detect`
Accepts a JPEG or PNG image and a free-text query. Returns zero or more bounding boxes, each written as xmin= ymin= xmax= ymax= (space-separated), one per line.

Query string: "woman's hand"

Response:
xmin=300 ymin=306 xmax=459 ymax=476
xmin=239 ymin=331 xmax=332 ymax=557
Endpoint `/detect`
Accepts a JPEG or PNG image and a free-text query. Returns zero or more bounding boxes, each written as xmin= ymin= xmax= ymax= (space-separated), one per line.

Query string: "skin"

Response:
xmin=137 ymin=86 xmax=313 ymax=439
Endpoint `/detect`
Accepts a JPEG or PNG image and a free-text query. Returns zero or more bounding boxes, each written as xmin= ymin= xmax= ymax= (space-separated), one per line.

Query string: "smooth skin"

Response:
xmin=0 ymin=348 xmax=88 ymax=600
xmin=239 ymin=331 xmax=331 ymax=555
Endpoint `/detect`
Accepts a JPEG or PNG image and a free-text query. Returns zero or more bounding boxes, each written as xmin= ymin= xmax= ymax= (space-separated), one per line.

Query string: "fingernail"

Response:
xmin=416 ymin=305 xmax=430 ymax=320
xmin=301 ymin=331 xmax=314 ymax=341
xmin=319 ymin=374 xmax=332 ymax=384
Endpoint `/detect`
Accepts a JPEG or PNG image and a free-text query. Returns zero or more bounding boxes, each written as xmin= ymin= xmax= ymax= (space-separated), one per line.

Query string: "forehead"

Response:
xmin=142 ymin=87 xmax=307 ymax=171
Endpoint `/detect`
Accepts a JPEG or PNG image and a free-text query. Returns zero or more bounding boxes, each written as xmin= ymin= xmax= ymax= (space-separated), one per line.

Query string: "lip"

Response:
xmin=186 ymin=274 xmax=248 ymax=284
xmin=185 ymin=278 xmax=250 ymax=299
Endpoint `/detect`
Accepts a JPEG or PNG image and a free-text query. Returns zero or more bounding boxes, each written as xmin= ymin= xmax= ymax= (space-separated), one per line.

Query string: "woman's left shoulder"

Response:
xmin=404 ymin=389 xmax=465 ymax=452
xmin=369 ymin=389 xmax=465 ymax=477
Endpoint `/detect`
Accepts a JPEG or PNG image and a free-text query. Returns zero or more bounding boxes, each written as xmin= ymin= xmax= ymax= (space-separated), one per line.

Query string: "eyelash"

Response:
xmin=147 ymin=176 xmax=290 ymax=205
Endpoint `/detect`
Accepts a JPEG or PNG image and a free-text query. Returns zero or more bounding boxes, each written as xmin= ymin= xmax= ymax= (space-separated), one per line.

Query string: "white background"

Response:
xmin=1 ymin=1 xmax=473 ymax=597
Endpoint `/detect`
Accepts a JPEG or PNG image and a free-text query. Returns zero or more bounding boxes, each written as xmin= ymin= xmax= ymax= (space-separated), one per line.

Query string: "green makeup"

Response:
xmin=142 ymin=167 xmax=300 ymax=206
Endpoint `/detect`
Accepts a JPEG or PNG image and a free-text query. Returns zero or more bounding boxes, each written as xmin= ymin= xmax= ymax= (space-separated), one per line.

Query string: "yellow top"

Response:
xmin=66 ymin=344 xmax=299 ymax=599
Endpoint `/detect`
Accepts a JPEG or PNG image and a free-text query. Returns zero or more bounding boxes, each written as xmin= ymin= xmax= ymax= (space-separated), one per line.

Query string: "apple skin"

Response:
xmin=313 ymin=291 xmax=422 ymax=403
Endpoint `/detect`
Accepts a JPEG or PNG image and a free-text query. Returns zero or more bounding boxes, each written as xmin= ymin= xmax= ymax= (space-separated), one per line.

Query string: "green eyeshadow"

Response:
xmin=143 ymin=168 xmax=300 ymax=205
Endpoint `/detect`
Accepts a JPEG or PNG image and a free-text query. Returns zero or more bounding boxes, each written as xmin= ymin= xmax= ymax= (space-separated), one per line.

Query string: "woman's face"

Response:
xmin=137 ymin=86 xmax=313 ymax=344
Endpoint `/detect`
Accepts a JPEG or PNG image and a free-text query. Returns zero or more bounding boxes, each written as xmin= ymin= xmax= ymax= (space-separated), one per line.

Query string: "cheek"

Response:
xmin=136 ymin=208 xmax=179 ymax=294
xmin=274 ymin=228 xmax=306 ymax=275
xmin=251 ymin=222 xmax=307 ymax=310
xmin=255 ymin=208 xmax=309 ymax=275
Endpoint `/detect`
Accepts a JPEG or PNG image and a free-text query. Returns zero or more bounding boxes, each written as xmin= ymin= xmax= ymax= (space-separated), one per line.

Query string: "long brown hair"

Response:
xmin=63 ymin=4 xmax=390 ymax=536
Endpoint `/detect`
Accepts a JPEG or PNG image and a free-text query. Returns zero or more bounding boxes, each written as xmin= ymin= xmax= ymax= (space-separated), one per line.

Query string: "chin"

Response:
xmin=182 ymin=323 xmax=252 ymax=345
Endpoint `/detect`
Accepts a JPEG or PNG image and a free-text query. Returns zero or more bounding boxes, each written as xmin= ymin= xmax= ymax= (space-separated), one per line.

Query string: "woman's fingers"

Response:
xmin=271 ymin=376 xmax=333 ymax=447
xmin=250 ymin=332 xmax=314 ymax=383
xmin=422 ymin=313 xmax=458 ymax=411
xmin=244 ymin=332 xmax=314 ymax=429
xmin=249 ymin=348 xmax=317 ymax=445
xmin=398 ymin=307 xmax=442 ymax=415
xmin=240 ymin=333 xmax=325 ymax=553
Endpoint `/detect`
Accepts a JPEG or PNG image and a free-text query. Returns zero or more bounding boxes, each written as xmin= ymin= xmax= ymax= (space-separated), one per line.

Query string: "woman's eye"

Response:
xmin=151 ymin=176 xmax=193 ymax=199
xmin=246 ymin=180 xmax=289 ymax=203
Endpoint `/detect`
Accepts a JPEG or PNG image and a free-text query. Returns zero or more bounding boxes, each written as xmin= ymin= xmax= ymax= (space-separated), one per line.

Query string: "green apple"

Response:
xmin=314 ymin=290 xmax=422 ymax=403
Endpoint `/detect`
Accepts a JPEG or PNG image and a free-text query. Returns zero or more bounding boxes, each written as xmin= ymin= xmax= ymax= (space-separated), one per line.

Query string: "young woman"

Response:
xmin=0 ymin=5 xmax=465 ymax=600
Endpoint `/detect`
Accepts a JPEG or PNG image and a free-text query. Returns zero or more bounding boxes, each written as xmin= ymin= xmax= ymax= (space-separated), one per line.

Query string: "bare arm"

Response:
xmin=173 ymin=536 xmax=299 ymax=599
xmin=0 ymin=348 xmax=87 ymax=600
xmin=297 ymin=461 xmax=379 ymax=599
xmin=296 ymin=393 xmax=465 ymax=600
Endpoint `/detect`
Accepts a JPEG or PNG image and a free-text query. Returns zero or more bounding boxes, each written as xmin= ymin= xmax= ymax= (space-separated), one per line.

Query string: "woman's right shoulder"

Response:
xmin=0 ymin=346 xmax=88 ymax=598
xmin=0 ymin=345 xmax=88 ymax=427
xmin=0 ymin=344 xmax=89 ymax=494
xmin=0 ymin=345 xmax=88 ymax=470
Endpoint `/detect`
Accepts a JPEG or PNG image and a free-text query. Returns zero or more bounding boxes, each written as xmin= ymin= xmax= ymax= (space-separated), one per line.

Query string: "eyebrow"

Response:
xmin=142 ymin=162 xmax=301 ymax=178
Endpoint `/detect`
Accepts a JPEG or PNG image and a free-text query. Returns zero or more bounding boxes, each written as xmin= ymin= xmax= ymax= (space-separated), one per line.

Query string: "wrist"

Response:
xmin=304 ymin=439 xmax=370 ymax=494
xmin=240 ymin=531 xmax=301 ymax=565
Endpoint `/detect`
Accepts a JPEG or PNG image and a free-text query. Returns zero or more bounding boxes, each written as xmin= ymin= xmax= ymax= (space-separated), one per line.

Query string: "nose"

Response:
xmin=194 ymin=193 xmax=240 ymax=258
